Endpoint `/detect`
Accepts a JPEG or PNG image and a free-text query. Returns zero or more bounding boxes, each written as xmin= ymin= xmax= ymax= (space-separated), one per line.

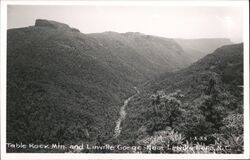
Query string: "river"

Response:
xmin=114 ymin=87 xmax=140 ymax=138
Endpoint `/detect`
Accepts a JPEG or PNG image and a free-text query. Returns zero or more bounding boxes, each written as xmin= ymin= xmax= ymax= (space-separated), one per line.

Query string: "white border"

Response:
xmin=0 ymin=1 xmax=249 ymax=160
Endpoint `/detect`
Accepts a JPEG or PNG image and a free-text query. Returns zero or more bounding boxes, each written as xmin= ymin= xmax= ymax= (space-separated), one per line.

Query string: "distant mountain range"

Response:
xmin=175 ymin=38 xmax=233 ymax=62
xmin=6 ymin=19 xmax=238 ymax=152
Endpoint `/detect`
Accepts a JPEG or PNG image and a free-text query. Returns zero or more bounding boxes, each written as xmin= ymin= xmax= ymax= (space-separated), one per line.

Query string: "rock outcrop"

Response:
xmin=35 ymin=19 xmax=80 ymax=32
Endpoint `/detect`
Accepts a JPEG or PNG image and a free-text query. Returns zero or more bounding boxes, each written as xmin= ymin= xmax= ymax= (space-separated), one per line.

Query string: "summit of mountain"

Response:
xmin=34 ymin=19 xmax=80 ymax=32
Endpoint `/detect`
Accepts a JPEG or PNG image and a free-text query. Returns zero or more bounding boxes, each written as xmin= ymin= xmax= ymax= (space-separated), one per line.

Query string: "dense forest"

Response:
xmin=7 ymin=19 xmax=243 ymax=153
xmin=119 ymin=43 xmax=243 ymax=153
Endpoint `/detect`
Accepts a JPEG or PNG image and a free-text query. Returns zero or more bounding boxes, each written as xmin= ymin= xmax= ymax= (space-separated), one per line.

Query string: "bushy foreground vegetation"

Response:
xmin=118 ymin=88 xmax=243 ymax=154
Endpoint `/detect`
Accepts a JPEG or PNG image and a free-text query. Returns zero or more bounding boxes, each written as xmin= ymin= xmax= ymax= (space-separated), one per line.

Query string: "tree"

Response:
xmin=146 ymin=91 xmax=182 ymax=134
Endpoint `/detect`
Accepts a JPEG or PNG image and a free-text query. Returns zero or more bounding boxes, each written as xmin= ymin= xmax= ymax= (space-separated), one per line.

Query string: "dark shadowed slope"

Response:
xmin=7 ymin=19 xmax=138 ymax=148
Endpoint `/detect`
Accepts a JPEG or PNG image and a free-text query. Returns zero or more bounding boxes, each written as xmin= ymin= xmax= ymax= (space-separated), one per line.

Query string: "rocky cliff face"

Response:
xmin=35 ymin=19 xmax=80 ymax=32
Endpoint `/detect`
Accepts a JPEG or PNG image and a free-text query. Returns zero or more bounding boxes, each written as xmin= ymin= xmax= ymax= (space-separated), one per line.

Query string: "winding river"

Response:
xmin=114 ymin=87 xmax=140 ymax=138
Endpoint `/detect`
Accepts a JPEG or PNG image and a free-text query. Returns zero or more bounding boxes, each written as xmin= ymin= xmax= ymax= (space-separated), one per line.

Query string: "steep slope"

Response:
xmin=175 ymin=38 xmax=233 ymax=62
xmin=7 ymin=20 xmax=139 ymax=149
xmin=120 ymin=43 xmax=243 ymax=151
xmin=89 ymin=32 xmax=192 ymax=77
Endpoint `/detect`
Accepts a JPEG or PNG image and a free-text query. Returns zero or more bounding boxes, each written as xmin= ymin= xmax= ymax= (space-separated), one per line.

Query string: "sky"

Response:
xmin=7 ymin=5 xmax=243 ymax=42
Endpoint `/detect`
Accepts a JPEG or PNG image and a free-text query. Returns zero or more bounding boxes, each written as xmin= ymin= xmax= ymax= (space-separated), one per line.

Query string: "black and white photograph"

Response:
xmin=0 ymin=0 xmax=249 ymax=159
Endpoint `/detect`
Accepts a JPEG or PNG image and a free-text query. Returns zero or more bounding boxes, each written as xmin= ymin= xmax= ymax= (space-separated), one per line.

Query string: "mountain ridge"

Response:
xmin=174 ymin=38 xmax=233 ymax=61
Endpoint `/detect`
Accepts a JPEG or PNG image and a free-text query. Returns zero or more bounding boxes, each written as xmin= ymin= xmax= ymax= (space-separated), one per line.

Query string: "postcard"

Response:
xmin=1 ymin=0 xmax=249 ymax=159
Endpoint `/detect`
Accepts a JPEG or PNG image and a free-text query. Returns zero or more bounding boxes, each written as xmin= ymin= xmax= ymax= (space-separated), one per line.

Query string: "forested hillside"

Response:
xmin=120 ymin=43 xmax=243 ymax=153
xmin=7 ymin=19 xmax=137 ymax=148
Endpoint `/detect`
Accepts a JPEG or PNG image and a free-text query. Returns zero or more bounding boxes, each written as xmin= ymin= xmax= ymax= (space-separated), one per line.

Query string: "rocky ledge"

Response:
xmin=35 ymin=19 xmax=80 ymax=32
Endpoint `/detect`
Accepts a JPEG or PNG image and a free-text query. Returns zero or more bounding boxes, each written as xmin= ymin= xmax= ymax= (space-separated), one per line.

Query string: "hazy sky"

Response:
xmin=8 ymin=5 xmax=243 ymax=42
